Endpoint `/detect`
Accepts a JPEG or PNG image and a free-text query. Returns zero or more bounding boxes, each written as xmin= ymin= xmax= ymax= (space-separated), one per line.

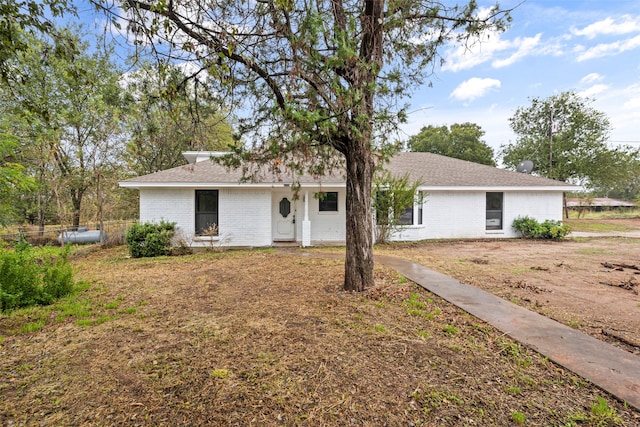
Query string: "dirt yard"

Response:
xmin=1 ymin=219 xmax=639 ymax=426
xmin=378 ymin=218 xmax=640 ymax=354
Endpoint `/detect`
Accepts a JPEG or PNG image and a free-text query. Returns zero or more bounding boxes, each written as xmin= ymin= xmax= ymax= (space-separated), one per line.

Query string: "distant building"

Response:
xmin=566 ymin=197 xmax=636 ymax=212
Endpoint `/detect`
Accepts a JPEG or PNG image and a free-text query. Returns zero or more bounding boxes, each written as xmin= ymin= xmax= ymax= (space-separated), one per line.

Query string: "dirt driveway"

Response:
xmin=378 ymin=218 xmax=640 ymax=354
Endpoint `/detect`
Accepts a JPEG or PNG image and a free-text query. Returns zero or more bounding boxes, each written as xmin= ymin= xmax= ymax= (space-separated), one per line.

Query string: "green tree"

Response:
xmin=124 ymin=64 xmax=236 ymax=175
xmin=408 ymin=122 xmax=496 ymax=166
xmin=2 ymin=27 xmax=126 ymax=230
xmin=0 ymin=126 xmax=35 ymax=226
xmin=373 ymin=171 xmax=422 ymax=244
xmin=501 ymin=91 xmax=638 ymax=193
xmin=0 ymin=1 xmax=74 ymax=82
xmin=100 ymin=0 xmax=512 ymax=291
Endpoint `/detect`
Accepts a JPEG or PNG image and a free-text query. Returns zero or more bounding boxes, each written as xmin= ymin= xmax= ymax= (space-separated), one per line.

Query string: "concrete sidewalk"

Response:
xmin=374 ymin=254 xmax=640 ymax=411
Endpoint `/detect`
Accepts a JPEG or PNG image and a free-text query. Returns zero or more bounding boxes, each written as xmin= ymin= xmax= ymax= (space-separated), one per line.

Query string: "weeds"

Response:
xmin=511 ymin=410 xmax=526 ymax=425
xmin=0 ymin=241 xmax=74 ymax=312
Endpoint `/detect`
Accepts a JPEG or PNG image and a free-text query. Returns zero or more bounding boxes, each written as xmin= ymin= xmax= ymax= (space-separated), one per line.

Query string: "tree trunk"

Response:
xmin=71 ymin=190 xmax=83 ymax=230
xmin=343 ymin=145 xmax=375 ymax=292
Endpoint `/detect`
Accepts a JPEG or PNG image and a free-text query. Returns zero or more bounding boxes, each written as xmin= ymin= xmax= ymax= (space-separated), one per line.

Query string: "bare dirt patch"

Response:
xmin=378 ymin=218 xmax=640 ymax=354
xmin=1 ymin=237 xmax=639 ymax=426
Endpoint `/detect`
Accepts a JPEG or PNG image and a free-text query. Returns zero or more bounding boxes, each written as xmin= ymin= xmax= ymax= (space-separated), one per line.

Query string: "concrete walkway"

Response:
xmin=372 ymin=254 xmax=640 ymax=411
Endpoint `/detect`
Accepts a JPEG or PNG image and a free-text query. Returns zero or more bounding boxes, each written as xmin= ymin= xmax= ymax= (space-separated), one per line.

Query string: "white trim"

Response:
xmin=119 ymin=182 xmax=348 ymax=189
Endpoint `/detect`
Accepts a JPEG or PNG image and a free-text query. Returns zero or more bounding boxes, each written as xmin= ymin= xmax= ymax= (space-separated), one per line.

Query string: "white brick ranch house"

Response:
xmin=119 ymin=151 xmax=576 ymax=248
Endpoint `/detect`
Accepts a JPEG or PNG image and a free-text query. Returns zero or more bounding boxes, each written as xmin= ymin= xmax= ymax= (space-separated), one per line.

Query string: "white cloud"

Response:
xmin=441 ymin=30 xmax=509 ymax=72
xmin=492 ymin=34 xmax=542 ymax=68
xmin=450 ymin=78 xmax=501 ymax=101
xmin=580 ymin=73 xmax=604 ymax=84
xmin=571 ymin=15 xmax=640 ymax=39
xmin=577 ymin=84 xmax=609 ymax=98
xmin=577 ymin=34 xmax=640 ymax=61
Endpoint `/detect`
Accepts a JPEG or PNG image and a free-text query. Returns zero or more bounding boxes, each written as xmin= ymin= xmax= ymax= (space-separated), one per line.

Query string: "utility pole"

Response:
xmin=549 ymin=108 xmax=553 ymax=179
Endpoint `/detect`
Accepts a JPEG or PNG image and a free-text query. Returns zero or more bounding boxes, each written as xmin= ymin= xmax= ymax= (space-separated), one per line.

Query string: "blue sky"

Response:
xmin=399 ymin=0 xmax=640 ymax=155
xmin=76 ymin=1 xmax=640 ymax=157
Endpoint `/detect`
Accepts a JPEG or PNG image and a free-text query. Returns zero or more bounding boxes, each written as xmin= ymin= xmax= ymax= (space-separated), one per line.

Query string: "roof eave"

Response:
xmin=419 ymin=185 xmax=578 ymax=192
xmin=118 ymin=181 xmax=347 ymax=189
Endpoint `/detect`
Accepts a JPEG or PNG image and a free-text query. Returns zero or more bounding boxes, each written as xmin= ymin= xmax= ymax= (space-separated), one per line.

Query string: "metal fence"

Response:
xmin=0 ymin=220 xmax=136 ymax=247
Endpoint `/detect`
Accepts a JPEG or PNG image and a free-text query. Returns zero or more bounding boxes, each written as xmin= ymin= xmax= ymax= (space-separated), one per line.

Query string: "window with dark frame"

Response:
xmin=486 ymin=192 xmax=503 ymax=230
xmin=318 ymin=191 xmax=338 ymax=212
xmin=195 ymin=190 xmax=219 ymax=235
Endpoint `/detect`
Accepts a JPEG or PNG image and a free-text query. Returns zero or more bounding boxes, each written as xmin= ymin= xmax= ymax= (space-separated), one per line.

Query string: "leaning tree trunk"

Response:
xmin=343 ymin=144 xmax=375 ymax=292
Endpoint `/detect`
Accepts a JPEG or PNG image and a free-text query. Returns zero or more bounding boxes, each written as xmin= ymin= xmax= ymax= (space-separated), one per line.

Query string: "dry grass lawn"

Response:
xmin=1 ymin=239 xmax=639 ymax=426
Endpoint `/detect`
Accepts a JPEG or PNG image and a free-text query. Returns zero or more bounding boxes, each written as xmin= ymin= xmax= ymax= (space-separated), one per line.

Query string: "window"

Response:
xmin=398 ymin=206 xmax=413 ymax=225
xmin=319 ymin=192 xmax=338 ymax=212
xmin=486 ymin=192 xmax=503 ymax=230
xmin=375 ymin=190 xmax=419 ymax=226
xmin=195 ymin=190 xmax=218 ymax=235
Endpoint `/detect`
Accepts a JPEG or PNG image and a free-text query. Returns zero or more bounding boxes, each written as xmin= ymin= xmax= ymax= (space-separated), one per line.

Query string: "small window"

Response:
xmin=486 ymin=192 xmax=503 ymax=230
xmin=319 ymin=192 xmax=338 ymax=212
xmin=196 ymin=190 xmax=219 ymax=235
xmin=279 ymin=197 xmax=291 ymax=218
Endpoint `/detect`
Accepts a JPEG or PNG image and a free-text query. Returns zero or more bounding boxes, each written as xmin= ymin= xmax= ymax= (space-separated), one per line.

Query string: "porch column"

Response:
xmin=302 ymin=190 xmax=311 ymax=247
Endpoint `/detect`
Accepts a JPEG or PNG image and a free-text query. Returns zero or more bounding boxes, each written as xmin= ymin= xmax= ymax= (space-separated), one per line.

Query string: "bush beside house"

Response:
xmin=125 ymin=221 xmax=176 ymax=258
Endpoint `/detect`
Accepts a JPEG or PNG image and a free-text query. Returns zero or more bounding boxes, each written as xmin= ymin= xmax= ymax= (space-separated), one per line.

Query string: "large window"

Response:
xmin=319 ymin=192 xmax=338 ymax=212
xmin=486 ymin=192 xmax=503 ymax=230
xmin=196 ymin=190 xmax=219 ymax=235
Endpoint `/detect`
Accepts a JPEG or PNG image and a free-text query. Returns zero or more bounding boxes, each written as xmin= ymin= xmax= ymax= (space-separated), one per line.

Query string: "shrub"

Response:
xmin=0 ymin=241 xmax=74 ymax=312
xmin=512 ymin=216 xmax=570 ymax=240
xmin=125 ymin=221 xmax=176 ymax=258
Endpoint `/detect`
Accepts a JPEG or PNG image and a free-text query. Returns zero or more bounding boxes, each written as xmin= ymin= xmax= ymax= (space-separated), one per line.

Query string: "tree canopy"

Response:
xmin=501 ymin=91 xmax=639 ymax=195
xmin=124 ymin=64 xmax=236 ymax=175
xmin=0 ymin=1 xmax=74 ymax=82
xmin=408 ymin=122 xmax=496 ymax=166
xmin=98 ymin=0 xmax=512 ymax=291
xmin=1 ymin=26 xmax=127 ymax=230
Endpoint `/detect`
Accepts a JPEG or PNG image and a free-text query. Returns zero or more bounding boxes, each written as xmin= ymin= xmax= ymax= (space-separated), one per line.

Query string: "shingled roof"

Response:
xmin=120 ymin=151 xmax=575 ymax=191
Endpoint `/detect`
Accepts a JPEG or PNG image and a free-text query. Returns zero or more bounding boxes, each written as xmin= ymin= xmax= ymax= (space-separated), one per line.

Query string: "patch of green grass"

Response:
xmin=511 ymin=410 xmax=526 ymax=425
xmin=505 ymin=384 xmax=522 ymax=395
xmin=56 ymin=299 xmax=94 ymax=322
xmin=566 ymin=220 xmax=632 ymax=233
xmin=403 ymin=293 xmax=426 ymax=309
xmin=442 ymin=325 xmax=459 ymax=336
xmin=374 ymin=324 xmax=386 ymax=332
xmin=590 ymin=395 xmax=622 ymax=425
xmin=210 ymin=369 xmax=230 ymax=379
xmin=415 ymin=329 xmax=430 ymax=339
xmin=499 ymin=341 xmax=524 ymax=360
xmin=76 ymin=319 xmax=94 ymax=327
xmin=19 ymin=320 xmax=45 ymax=333
xmin=103 ymin=300 xmax=121 ymax=310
